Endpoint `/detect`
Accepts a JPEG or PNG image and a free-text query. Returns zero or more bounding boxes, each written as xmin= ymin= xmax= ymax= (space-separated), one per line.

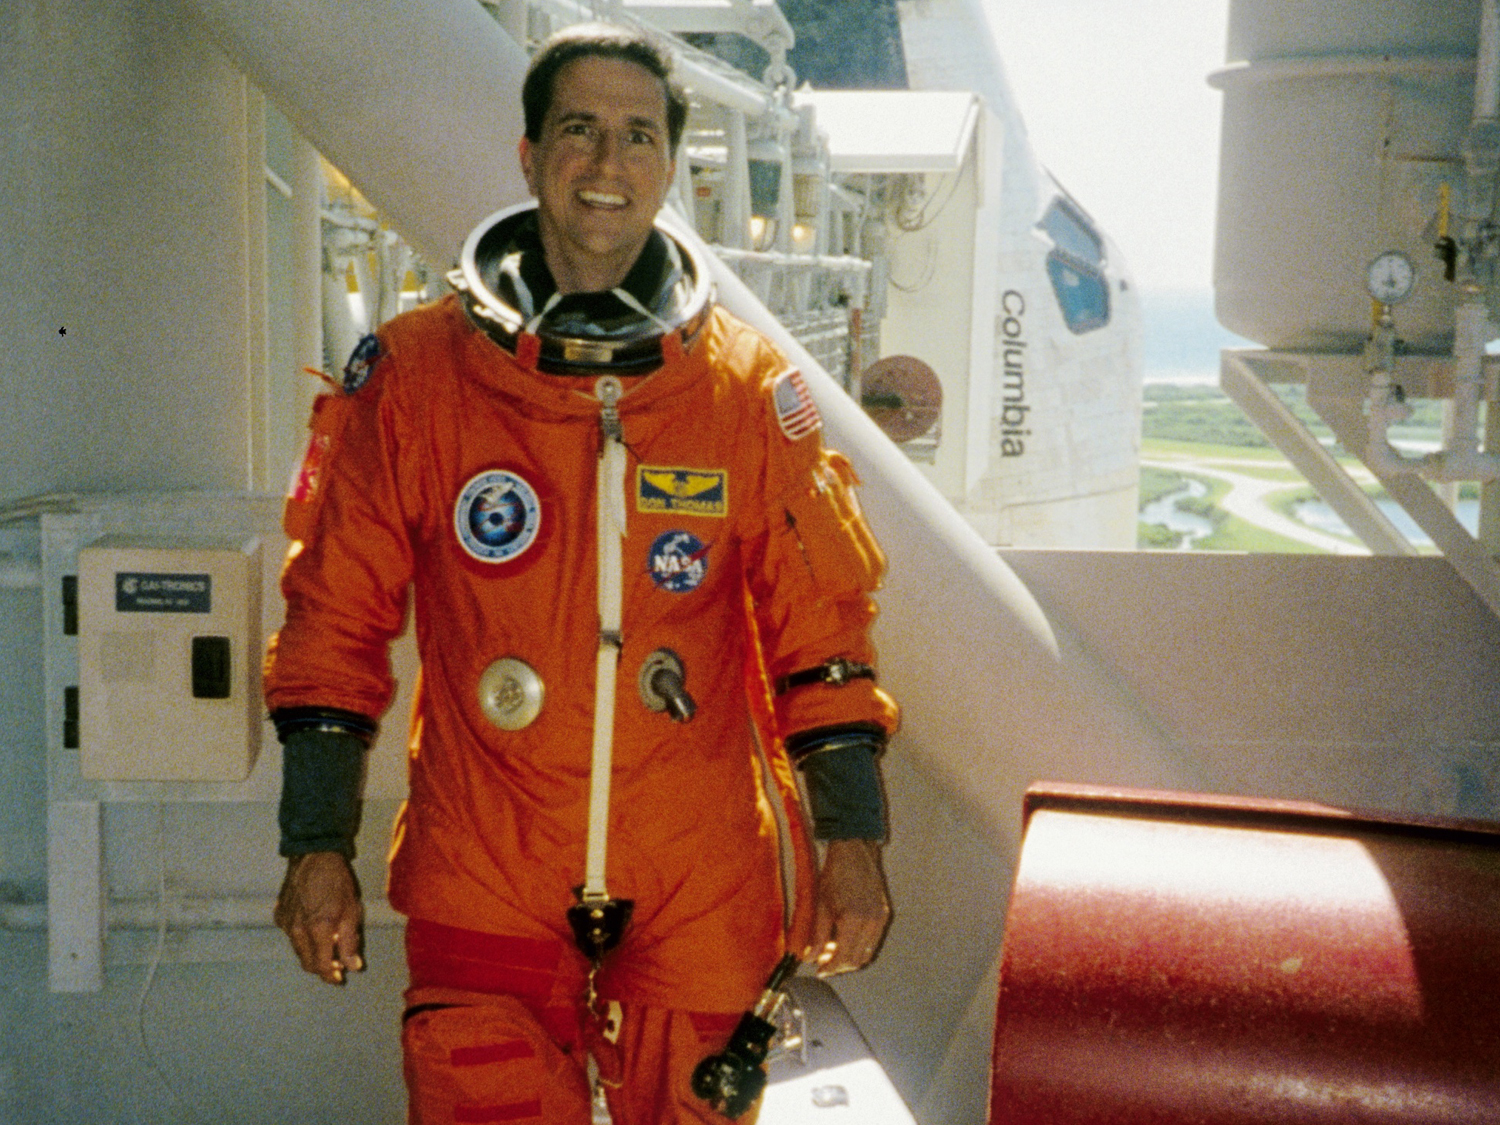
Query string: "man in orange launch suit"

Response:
xmin=265 ymin=23 xmax=898 ymax=1125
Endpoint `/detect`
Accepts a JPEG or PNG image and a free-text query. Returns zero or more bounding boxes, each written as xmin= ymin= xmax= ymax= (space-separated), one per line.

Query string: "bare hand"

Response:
xmin=804 ymin=838 xmax=891 ymax=976
xmin=274 ymin=852 xmax=364 ymax=984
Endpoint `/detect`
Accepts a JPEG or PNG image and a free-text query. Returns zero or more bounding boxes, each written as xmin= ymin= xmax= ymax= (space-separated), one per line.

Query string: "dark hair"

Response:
xmin=522 ymin=23 xmax=689 ymax=152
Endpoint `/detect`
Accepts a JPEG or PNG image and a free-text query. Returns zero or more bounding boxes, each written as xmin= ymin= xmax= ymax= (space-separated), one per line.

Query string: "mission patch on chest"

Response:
xmin=636 ymin=466 xmax=727 ymax=517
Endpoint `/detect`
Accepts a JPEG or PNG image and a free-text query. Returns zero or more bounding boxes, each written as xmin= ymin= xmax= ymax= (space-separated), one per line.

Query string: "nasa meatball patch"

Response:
xmin=772 ymin=369 xmax=821 ymax=440
xmin=455 ymin=469 xmax=543 ymax=563
xmin=343 ymin=334 xmax=383 ymax=394
xmin=648 ymin=530 xmax=709 ymax=592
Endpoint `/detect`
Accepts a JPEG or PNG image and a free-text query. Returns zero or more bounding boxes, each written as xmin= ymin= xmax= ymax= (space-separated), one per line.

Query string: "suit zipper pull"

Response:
xmin=596 ymin=375 xmax=624 ymax=445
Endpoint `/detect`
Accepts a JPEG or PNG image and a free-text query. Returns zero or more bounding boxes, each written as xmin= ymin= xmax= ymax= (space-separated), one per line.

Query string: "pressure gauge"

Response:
xmin=1366 ymin=251 xmax=1416 ymax=305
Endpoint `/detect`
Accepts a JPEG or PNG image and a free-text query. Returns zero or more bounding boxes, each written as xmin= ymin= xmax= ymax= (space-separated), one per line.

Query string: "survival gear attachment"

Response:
xmin=691 ymin=953 xmax=800 ymax=1119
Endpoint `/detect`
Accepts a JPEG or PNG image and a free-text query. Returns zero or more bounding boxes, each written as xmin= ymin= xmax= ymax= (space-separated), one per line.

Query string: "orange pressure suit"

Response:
xmin=265 ymin=274 xmax=897 ymax=1123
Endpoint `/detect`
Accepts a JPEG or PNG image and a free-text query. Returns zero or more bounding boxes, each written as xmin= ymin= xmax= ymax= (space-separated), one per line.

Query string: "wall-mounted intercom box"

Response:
xmin=77 ymin=535 xmax=262 ymax=781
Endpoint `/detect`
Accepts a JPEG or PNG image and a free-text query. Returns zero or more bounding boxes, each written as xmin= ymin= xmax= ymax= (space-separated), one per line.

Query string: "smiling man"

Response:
xmin=520 ymin=50 xmax=675 ymax=292
xmin=265 ymin=23 xmax=898 ymax=1125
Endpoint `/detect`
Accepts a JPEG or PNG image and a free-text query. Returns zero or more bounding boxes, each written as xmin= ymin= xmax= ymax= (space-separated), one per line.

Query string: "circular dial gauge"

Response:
xmin=1367 ymin=251 xmax=1416 ymax=305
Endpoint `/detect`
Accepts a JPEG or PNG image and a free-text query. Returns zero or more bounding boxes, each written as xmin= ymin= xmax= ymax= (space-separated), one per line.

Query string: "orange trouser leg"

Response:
xmin=602 ymin=1004 xmax=760 ymax=1125
xmin=402 ymin=990 xmax=593 ymax=1125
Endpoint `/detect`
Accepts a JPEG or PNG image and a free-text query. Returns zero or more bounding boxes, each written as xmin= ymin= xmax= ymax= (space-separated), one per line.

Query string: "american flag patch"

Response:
xmin=772 ymin=369 xmax=821 ymax=441
xmin=288 ymin=431 xmax=330 ymax=504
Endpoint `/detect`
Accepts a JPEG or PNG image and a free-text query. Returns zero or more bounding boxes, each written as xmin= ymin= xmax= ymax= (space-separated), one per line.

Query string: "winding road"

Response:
xmin=1142 ymin=458 xmax=1371 ymax=555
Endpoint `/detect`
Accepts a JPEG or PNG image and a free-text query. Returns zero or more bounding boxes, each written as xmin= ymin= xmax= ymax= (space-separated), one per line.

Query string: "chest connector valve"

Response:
xmin=639 ymin=648 xmax=696 ymax=722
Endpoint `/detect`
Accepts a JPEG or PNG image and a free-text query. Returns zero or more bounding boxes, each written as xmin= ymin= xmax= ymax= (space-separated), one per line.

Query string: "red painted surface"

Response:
xmin=990 ymin=783 xmax=1500 ymax=1123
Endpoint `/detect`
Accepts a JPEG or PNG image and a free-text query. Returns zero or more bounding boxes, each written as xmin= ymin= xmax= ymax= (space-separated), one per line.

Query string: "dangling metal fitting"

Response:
xmin=477 ymin=656 xmax=544 ymax=731
xmin=639 ymin=648 xmax=696 ymax=722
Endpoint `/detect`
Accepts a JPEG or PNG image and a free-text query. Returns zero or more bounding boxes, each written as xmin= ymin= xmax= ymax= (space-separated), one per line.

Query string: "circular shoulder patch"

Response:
xmin=648 ymin=530 xmax=709 ymax=592
xmin=343 ymin=333 xmax=383 ymax=393
xmin=455 ymin=470 xmax=543 ymax=563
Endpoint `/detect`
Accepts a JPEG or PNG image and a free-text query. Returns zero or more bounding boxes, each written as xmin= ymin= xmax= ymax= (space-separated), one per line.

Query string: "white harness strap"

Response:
xmin=523 ymin=291 xmax=563 ymax=335
xmin=585 ymin=375 xmax=628 ymax=901
xmin=609 ymin=286 xmax=674 ymax=334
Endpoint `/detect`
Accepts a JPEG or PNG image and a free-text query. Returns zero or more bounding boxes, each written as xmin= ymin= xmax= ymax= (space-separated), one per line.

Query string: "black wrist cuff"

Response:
xmin=270 ymin=706 xmax=377 ymax=745
xmin=278 ymin=727 xmax=367 ymax=859
xmin=787 ymin=724 xmax=887 ymax=841
xmin=800 ymin=742 xmax=887 ymax=840
xmin=785 ymin=721 xmax=885 ymax=765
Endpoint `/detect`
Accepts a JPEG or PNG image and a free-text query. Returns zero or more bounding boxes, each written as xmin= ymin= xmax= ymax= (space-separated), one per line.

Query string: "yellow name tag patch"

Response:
xmin=637 ymin=467 xmax=728 ymax=517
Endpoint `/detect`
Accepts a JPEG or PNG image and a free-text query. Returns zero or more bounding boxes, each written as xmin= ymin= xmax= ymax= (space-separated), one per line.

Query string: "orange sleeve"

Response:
xmin=741 ymin=346 xmax=899 ymax=740
xmin=263 ymin=335 xmax=415 ymax=724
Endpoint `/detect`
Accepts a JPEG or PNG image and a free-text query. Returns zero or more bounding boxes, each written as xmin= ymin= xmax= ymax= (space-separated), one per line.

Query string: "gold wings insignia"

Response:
xmin=675 ymin=473 xmax=721 ymax=498
xmin=643 ymin=470 xmax=684 ymax=496
xmin=643 ymin=470 xmax=720 ymax=498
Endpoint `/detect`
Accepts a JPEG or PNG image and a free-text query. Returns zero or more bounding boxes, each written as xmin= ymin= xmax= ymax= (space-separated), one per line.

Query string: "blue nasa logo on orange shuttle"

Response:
xmin=455 ymin=469 xmax=542 ymax=563
xmin=648 ymin=530 xmax=709 ymax=592
xmin=637 ymin=466 xmax=727 ymax=517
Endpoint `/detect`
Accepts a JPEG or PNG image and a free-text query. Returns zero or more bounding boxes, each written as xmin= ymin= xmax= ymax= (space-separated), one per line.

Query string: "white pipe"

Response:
xmin=533 ymin=0 xmax=782 ymax=118
xmin=674 ymin=51 xmax=779 ymax=119
xmin=1364 ymin=381 xmax=1428 ymax=478
xmin=183 ymin=0 xmax=531 ymax=266
xmin=1363 ymin=0 xmax=1500 ymax=488
xmin=291 ymin=134 xmax=324 ymax=433
xmin=1478 ymin=0 xmax=1500 ymax=120
xmin=1362 ymin=331 xmax=1500 ymax=484
xmin=1462 ymin=1 xmax=1500 ymax=229
xmin=724 ymin=109 xmax=752 ymax=250
xmin=1422 ymin=299 xmax=1500 ymax=482
xmin=714 ymin=248 xmax=871 ymax=275
xmin=1207 ymin=54 xmax=1475 ymax=91
xmin=262 ymin=164 xmax=292 ymax=199
xmin=321 ymin=267 xmax=362 ymax=371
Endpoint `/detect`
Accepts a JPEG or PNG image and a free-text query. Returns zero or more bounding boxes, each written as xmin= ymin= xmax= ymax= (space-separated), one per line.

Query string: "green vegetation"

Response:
xmin=1175 ymin=472 xmax=1223 ymax=526
xmin=1199 ymin=519 xmax=1327 ymax=553
xmin=1143 ymin=438 xmax=1296 ymax=462
xmin=1265 ymin=485 xmax=1324 ymax=524
xmin=1137 ymin=456 xmax=1333 ymax=554
xmin=1138 ymin=464 xmax=1188 ymax=507
xmin=1168 ymin=470 xmax=1318 ymax=551
xmin=1135 ymin=380 xmax=1473 ymax=553
xmin=1137 ymin=521 xmax=1182 ymax=549
xmin=1135 ymin=466 xmax=1224 ymax=550
xmin=1141 ymin=380 xmax=1450 ymax=457
xmin=1141 ymin=388 xmax=1272 ymax=449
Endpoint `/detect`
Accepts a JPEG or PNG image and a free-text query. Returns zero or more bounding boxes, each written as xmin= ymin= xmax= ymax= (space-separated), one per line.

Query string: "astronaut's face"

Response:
xmin=520 ymin=55 xmax=676 ymax=295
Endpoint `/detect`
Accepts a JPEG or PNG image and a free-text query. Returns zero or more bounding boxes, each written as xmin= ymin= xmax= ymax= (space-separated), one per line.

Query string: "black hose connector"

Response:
xmin=690 ymin=954 xmax=799 ymax=1118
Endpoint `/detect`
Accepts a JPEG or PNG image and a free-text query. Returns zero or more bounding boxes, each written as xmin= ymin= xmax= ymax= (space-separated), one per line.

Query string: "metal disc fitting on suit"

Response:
xmin=477 ymin=656 xmax=544 ymax=730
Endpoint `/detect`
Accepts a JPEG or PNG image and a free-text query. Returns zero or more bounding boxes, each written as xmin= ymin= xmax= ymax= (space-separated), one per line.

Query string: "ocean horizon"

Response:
xmin=1140 ymin=287 xmax=1254 ymax=386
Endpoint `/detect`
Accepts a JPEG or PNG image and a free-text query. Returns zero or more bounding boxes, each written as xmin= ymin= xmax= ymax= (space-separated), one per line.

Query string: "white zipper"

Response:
xmin=584 ymin=374 xmax=627 ymax=902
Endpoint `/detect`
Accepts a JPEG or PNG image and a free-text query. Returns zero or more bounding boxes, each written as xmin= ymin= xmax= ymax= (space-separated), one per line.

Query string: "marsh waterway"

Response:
xmin=1292 ymin=498 xmax=1479 ymax=549
xmin=1140 ymin=478 xmax=1213 ymax=548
